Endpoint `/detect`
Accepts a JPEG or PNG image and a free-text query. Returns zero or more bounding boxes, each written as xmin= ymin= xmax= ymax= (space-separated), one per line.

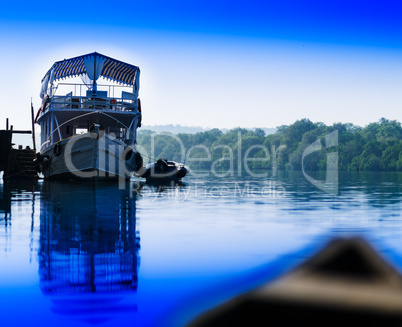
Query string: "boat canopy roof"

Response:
xmin=41 ymin=52 xmax=140 ymax=86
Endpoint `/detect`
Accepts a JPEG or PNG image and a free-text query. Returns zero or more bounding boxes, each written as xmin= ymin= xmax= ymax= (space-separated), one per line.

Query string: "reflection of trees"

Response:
xmin=39 ymin=182 xmax=140 ymax=322
xmin=275 ymin=171 xmax=402 ymax=207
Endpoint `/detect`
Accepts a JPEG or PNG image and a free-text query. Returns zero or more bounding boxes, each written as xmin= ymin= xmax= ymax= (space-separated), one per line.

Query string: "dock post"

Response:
xmin=1 ymin=121 xmax=36 ymax=180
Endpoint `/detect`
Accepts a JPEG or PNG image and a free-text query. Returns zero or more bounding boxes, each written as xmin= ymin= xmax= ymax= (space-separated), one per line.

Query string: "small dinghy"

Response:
xmin=136 ymin=158 xmax=188 ymax=182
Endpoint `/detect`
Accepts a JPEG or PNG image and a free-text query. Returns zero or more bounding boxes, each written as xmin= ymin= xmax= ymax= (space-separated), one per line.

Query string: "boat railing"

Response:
xmin=48 ymin=95 xmax=137 ymax=112
xmin=44 ymin=83 xmax=138 ymax=113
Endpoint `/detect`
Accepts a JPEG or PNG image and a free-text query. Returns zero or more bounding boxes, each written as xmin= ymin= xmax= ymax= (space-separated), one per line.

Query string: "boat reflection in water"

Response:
xmin=39 ymin=182 xmax=140 ymax=324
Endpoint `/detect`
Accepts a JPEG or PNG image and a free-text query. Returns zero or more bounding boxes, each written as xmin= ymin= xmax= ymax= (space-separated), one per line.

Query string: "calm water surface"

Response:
xmin=0 ymin=172 xmax=401 ymax=326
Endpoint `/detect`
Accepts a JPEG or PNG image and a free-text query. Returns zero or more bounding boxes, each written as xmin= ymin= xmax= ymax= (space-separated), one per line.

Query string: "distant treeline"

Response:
xmin=141 ymin=124 xmax=276 ymax=135
xmin=137 ymin=118 xmax=402 ymax=172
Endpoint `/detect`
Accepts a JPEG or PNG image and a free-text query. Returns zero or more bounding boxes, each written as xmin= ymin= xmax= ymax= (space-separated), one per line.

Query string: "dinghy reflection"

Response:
xmin=39 ymin=182 xmax=140 ymax=324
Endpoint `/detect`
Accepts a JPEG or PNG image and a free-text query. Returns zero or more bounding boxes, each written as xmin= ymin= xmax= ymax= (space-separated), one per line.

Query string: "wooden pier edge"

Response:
xmin=1 ymin=119 xmax=37 ymax=180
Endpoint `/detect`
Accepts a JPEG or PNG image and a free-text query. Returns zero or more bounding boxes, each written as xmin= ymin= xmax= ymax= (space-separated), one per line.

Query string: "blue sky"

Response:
xmin=1 ymin=0 xmax=402 ymax=131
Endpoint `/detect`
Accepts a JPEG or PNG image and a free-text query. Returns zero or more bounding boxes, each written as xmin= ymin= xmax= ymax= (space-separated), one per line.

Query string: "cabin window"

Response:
xmin=66 ymin=125 xmax=70 ymax=135
xmin=76 ymin=128 xmax=87 ymax=135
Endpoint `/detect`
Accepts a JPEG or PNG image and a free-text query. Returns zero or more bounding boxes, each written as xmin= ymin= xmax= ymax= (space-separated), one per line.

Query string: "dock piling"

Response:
xmin=0 ymin=119 xmax=37 ymax=180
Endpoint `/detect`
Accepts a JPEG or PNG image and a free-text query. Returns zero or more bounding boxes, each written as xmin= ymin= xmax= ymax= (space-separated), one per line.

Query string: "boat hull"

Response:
xmin=40 ymin=132 xmax=140 ymax=180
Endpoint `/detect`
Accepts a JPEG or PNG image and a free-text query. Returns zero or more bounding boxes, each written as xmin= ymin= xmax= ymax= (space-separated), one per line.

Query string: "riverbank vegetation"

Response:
xmin=137 ymin=118 xmax=402 ymax=172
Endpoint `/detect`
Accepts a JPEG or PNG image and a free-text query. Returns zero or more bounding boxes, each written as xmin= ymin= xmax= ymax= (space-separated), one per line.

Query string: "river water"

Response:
xmin=0 ymin=171 xmax=401 ymax=326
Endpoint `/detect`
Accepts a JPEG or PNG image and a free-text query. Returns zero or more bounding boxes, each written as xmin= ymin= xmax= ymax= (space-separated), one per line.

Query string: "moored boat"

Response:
xmin=136 ymin=158 xmax=188 ymax=182
xmin=35 ymin=52 xmax=143 ymax=180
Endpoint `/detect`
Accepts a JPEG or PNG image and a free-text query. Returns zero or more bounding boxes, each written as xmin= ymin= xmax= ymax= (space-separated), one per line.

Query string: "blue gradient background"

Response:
xmin=1 ymin=0 xmax=401 ymax=129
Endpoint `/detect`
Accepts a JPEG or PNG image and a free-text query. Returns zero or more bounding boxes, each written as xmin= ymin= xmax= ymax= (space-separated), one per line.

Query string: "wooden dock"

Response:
xmin=0 ymin=120 xmax=37 ymax=180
